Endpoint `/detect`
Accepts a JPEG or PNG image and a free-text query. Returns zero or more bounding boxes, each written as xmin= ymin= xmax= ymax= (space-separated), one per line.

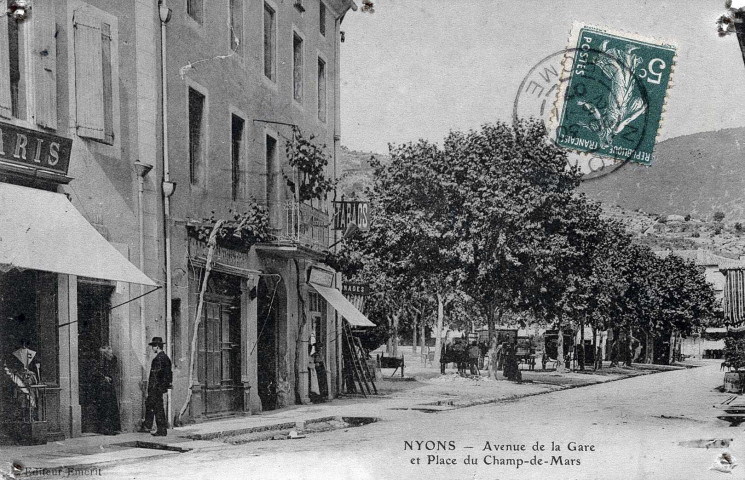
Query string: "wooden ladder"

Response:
xmin=342 ymin=320 xmax=377 ymax=396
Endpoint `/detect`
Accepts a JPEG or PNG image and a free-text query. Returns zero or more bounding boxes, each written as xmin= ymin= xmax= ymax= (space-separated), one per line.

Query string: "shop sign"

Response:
xmin=189 ymin=237 xmax=251 ymax=271
xmin=333 ymin=200 xmax=369 ymax=231
xmin=342 ymin=282 xmax=370 ymax=296
xmin=0 ymin=122 xmax=72 ymax=177
xmin=308 ymin=267 xmax=334 ymax=287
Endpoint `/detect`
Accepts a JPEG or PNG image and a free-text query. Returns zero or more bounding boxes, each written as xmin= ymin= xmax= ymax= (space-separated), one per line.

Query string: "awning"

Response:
xmin=310 ymin=283 xmax=375 ymax=327
xmin=0 ymin=182 xmax=156 ymax=286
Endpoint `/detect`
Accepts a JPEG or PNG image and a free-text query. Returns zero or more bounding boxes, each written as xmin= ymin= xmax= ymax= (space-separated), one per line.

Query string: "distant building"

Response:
xmin=654 ymin=249 xmax=745 ymax=359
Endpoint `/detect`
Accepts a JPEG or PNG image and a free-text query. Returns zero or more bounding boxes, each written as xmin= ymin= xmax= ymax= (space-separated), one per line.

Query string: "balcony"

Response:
xmin=265 ymin=200 xmax=330 ymax=254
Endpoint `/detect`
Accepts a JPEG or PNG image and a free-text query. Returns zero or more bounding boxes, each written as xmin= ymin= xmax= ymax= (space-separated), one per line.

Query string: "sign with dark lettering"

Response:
xmin=333 ymin=200 xmax=369 ymax=231
xmin=0 ymin=122 xmax=72 ymax=178
xmin=342 ymin=282 xmax=370 ymax=296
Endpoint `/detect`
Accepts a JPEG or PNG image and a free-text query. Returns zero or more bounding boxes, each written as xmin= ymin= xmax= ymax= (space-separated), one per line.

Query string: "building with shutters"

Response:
xmin=162 ymin=0 xmax=363 ymax=423
xmin=0 ymin=0 xmax=163 ymax=443
xmin=0 ymin=0 xmax=366 ymax=443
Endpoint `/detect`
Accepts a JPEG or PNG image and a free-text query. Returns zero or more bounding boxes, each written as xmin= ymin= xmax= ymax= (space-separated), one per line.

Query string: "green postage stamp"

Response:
xmin=553 ymin=23 xmax=676 ymax=165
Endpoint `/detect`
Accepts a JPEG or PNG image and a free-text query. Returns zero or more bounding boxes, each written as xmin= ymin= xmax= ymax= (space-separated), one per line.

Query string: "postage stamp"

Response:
xmin=552 ymin=23 xmax=677 ymax=165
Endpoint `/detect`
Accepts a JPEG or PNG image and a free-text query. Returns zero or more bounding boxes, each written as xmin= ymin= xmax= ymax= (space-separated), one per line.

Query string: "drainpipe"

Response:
xmin=134 ymin=160 xmax=153 ymax=421
xmin=159 ymin=0 xmax=175 ymax=428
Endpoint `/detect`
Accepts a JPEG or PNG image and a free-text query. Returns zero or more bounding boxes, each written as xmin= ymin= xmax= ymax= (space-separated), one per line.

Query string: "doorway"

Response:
xmin=196 ymin=273 xmax=243 ymax=416
xmin=77 ymin=281 xmax=113 ymax=434
xmin=256 ymin=275 xmax=285 ymax=411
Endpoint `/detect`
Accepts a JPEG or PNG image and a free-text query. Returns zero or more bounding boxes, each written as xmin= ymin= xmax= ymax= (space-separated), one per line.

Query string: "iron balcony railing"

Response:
xmin=267 ymin=200 xmax=330 ymax=252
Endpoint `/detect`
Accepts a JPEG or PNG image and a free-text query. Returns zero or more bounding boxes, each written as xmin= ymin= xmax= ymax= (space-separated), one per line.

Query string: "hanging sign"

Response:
xmin=333 ymin=200 xmax=369 ymax=231
xmin=342 ymin=282 xmax=370 ymax=296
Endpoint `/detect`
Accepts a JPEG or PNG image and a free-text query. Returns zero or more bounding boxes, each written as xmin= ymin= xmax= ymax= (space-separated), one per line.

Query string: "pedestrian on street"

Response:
xmin=139 ymin=337 xmax=172 ymax=437
xmin=95 ymin=345 xmax=121 ymax=435
xmin=468 ymin=342 xmax=480 ymax=375
xmin=503 ymin=343 xmax=522 ymax=383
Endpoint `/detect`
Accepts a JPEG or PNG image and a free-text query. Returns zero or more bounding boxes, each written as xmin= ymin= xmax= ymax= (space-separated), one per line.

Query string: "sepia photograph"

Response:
xmin=0 ymin=0 xmax=744 ymax=478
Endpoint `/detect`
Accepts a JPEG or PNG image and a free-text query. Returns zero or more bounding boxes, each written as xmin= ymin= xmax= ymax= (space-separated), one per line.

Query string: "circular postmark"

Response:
xmin=513 ymin=47 xmax=651 ymax=181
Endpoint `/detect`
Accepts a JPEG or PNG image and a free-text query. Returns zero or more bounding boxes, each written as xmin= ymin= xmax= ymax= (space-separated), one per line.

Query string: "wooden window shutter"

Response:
xmin=73 ymin=9 xmax=104 ymax=140
xmin=0 ymin=16 xmax=12 ymax=119
xmin=101 ymin=23 xmax=114 ymax=144
xmin=34 ymin=0 xmax=58 ymax=129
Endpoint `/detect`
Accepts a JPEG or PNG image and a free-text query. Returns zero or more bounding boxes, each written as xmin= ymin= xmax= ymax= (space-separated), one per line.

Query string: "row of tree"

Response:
xmin=331 ymin=119 xmax=720 ymax=368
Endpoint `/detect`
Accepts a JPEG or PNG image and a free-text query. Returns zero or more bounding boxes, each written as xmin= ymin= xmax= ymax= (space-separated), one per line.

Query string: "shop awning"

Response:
xmin=0 ymin=182 xmax=157 ymax=286
xmin=310 ymin=283 xmax=375 ymax=327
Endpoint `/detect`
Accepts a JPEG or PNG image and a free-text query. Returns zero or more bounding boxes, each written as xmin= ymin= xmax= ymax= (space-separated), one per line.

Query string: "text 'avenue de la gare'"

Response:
xmin=403 ymin=440 xmax=597 ymax=468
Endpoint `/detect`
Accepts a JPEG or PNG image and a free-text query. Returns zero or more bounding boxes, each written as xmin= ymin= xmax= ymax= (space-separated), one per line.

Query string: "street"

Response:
xmin=57 ymin=362 xmax=737 ymax=480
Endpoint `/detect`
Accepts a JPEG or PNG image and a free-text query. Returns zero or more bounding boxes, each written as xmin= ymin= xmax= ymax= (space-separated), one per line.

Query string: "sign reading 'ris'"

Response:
xmin=0 ymin=122 xmax=73 ymax=179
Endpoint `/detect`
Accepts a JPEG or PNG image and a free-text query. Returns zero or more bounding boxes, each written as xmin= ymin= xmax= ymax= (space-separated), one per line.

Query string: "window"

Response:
xmin=317 ymin=57 xmax=326 ymax=122
xmin=172 ymin=298 xmax=181 ymax=368
xmin=73 ymin=9 xmax=114 ymax=143
xmin=319 ymin=2 xmax=326 ymax=36
xmin=0 ymin=1 xmax=56 ymax=127
xmin=231 ymin=114 xmax=244 ymax=201
xmin=263 ymin=3 xmax=276 ymax=80
xmin=187 ymin=0 xmax=203 ymax=25
xmin=7 ymin=7 xmax=25 ymax=120
xmin=308 ymin=291 xmax=327 ymax=357
xmin=265 ymin=134 xmax=278 ymax=208
xmin=293 ymin=33 xmax=303 ymax=103
xmin=229 ymin=0 xmax=243 ymax=54
xmin=188 ymin=87 xmax=206 ymax=185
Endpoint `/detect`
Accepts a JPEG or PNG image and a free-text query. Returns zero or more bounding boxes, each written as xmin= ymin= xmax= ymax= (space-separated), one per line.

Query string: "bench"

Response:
xmin=377 ymin=354 xmax=405 ymax=378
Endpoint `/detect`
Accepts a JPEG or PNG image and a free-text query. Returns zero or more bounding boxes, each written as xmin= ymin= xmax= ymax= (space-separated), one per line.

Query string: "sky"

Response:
xmin=339 ymin=0 xmax=745 ymax=154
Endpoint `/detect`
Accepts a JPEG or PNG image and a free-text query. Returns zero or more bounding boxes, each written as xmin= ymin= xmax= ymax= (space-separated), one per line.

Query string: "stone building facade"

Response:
xmin=0 ymin=0 xmax=357 ymax=442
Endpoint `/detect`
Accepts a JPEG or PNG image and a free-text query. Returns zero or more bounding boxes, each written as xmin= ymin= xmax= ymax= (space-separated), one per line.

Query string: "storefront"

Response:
xmin=184 ymin=235 xmax=258 ymax=420
xmin=0 ymin=124 xmax=155 ymax=444
xmin=307 ymin=267 xmax=375 ymax=397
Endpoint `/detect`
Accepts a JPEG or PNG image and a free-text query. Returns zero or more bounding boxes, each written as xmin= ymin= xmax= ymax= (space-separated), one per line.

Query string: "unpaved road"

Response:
xmin=58 ymin=362 xmax=740 ymax=480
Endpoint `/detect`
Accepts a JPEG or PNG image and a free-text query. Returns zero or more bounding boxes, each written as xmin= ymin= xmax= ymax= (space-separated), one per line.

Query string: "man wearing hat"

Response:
xmin=139 ymin=337 xmax=172 ymax=436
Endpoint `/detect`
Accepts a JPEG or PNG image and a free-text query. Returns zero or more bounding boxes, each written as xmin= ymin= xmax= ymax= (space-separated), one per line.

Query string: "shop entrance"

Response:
xmin=197 ymin=274 xmax=243 ymax=416
xmin=77 ymin=281 xmax=113 ymax=434
xmin=256 ymin=275 xmax=286 ymax=411
xmin=0 ymin=271 xmax=40 ymax=427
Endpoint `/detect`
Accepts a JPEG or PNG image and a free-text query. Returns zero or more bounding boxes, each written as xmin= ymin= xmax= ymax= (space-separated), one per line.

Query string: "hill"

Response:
xmin=336 ymin=146 xmax=389 ymax=200
xmin=580 ymin=127 xmax=745 ymax=222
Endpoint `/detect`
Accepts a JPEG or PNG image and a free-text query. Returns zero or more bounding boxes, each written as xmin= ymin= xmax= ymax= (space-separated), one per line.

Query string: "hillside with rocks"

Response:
xmin=599 ymin=204 xmax=745 ymax=259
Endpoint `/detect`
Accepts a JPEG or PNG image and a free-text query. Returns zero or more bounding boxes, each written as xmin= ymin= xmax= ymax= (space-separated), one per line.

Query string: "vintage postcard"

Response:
xmin=0 ymin=1 xmax=744 ymax=480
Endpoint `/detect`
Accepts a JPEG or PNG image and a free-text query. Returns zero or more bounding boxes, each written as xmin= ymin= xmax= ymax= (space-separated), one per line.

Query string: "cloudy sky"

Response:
xmin=339 ymin=0 xmax=745 ymax=154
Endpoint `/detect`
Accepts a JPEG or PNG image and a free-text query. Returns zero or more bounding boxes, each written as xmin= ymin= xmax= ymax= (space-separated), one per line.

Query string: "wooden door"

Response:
xmin=200 ymin=298 xmax=242 ymax=415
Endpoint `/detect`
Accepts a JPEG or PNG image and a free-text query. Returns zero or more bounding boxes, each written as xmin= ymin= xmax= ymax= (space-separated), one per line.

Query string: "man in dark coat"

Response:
xmin=95 ymin=345 xmax=121 ymax=435
xmin=139 ymin=337 xmax=172 ymax=436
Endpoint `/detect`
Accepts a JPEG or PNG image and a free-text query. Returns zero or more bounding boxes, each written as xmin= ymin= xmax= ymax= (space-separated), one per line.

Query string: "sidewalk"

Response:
xmin=0 ymin=351 xmax=702 ymax=474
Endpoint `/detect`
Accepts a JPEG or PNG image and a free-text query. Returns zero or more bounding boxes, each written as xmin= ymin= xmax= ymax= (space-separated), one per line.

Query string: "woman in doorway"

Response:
xmin=95 ymin=345 xmax=121 ymax=435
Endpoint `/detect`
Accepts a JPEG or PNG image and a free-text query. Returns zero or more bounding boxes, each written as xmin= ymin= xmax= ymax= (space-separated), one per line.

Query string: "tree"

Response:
xmin=714 ymin=211 xmax=726 ymax=223
xmin=357 ymin=142 xmax=463 ymax=363
xmin=438 ymin=120 xmax=601 ymax=371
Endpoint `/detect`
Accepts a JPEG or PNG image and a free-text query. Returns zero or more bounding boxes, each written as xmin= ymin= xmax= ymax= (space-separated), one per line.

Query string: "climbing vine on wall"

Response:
xmin=194 ymin=203 xmax=271 ymax=251
xmin=284 ymin=127 xmax=336 ymax=203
